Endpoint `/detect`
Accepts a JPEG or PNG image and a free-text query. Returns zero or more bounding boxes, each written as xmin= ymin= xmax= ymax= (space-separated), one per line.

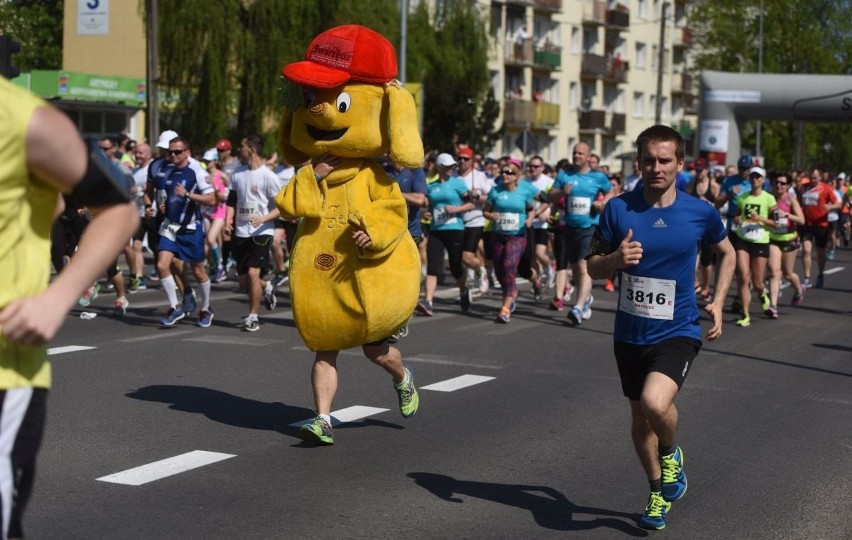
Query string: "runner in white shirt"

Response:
xmin=456 ymin=147 xmax=494 ymax=303
xmin=225 ymin=135 xmax=283 ymax=332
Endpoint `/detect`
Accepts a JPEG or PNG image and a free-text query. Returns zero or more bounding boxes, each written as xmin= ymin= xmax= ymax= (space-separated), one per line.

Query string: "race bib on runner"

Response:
xmin=619 ymin=273 xmax=675 ymax=320
xmin=568 ymin=196 xmax=591 ymax=215
xmin=158 ymin=218 xmax=180 ymax=242
xmin=493 ymin=212 xmax=520 ymax=232
xmin=740 ymin=222 xmax=764 ymax=242
xmin=801 ymin=191 xmax=819 ymax=206
xmin=772 ymin=217 xmax=789 ymax=234
xmin=433 ymin=206 xmax=456 ymax=227
xmin=237 ymin=201 xmax=262 ymax=221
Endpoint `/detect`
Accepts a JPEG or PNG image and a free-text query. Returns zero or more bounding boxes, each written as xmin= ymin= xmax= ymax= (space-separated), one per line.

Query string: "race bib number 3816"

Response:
xmin=618 ymin=273 xmax=675 ymax=320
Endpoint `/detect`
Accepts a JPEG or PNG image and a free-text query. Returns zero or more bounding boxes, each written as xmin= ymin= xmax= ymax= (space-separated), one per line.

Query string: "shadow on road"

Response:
xmin=126 ymin=385 xmax=314 ymax=435
xmin=408 ymin=472 xmax=647 ymax=536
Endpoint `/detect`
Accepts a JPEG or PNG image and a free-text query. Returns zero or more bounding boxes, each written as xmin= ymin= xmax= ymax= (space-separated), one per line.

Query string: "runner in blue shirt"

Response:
xmin=416 ymin=153 xmax=473 ymax=316
xmin=587 ymin=125 xmax=735 ymax=531
xmin=549 ymin=142 xmax=612 ymax=325
xmin=483 ymin=160 xmax=537 ymax=323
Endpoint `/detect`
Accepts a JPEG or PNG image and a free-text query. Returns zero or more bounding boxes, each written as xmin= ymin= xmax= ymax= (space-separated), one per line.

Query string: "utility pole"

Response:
xmin=655 ymin=2 xmax=669 ymax=124
xmin=399 ymin=0 xmax=407 ymax=84
xmin=756 ymin=0 xmax=764 ymax=156
xmin=146 ymin=0 xmax=159 ymax=145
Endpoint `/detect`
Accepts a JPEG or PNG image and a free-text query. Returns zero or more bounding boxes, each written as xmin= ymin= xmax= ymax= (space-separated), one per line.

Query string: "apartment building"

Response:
xmin=482 ymin=0 xmax=696 ymax=172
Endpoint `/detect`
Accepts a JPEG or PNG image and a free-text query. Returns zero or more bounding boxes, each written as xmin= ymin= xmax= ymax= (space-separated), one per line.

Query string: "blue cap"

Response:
xmin=737 ymin=155 xmax=754 ymax=169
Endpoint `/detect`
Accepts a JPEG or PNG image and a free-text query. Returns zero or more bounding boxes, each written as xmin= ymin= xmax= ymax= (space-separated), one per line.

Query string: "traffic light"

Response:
xmin=0 ymin=35 xmax=21 ymax=79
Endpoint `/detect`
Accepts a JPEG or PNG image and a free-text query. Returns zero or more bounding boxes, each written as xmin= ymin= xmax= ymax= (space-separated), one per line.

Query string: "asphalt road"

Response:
xmin=26 ymin=248 xmax=851 ymax=539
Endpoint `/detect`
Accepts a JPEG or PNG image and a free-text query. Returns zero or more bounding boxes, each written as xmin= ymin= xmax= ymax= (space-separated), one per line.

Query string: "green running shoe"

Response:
xmin=759 ymin=291 xmax=771 ymax=311
xmin=660 ymin=446 xmax=687 ymax=501
xmin=736 ymin=315 xmax=751 ymax=327
xmin=396 ymin=365 xmax=419 ymax=418
xmin=298 ymin=416 xmax=334 ymax=445
xmin=639 ymin=491 xmax=671 ymax=530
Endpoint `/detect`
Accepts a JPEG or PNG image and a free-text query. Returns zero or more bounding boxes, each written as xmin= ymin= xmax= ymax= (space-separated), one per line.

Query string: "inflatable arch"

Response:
xmin=698 ymin=70 xmax=852 ymax=165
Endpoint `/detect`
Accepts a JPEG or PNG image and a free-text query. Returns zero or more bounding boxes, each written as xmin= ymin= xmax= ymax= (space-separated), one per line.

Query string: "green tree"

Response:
xmin=0 ymin=0 xmax=63 ymax=71
xmin=152 ymin=0 xmax=494 ymax=155
xmin=690 ymin=0 xmax=852 ymax=171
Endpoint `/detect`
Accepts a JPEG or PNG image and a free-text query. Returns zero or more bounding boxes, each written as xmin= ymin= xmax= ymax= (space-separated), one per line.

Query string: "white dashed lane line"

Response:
xmin=96 ymin=450 xmax=236 ymax=486
xmin=421 ymin=374 xmax=496 ymax=392
xmin=47 ymin=345 xmax=96 ymax=355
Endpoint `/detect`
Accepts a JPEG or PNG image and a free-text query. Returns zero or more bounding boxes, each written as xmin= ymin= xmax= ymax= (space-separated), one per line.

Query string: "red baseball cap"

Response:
xmin=282 ymin=25 xmax=398 ymax=89
xmin=458 ymin=147 xmax=474 ymax=158
xmin=216 ymin=139 xmax=232 ymax=152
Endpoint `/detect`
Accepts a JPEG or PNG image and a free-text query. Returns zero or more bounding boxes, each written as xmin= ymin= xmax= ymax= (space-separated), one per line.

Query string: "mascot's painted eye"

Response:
xmin=336 ymin=92 xmax=352 ymax=113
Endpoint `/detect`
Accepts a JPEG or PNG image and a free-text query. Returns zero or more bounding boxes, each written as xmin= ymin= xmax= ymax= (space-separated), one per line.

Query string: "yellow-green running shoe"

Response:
xmin=760 ymin=290 xmax=771 ymax=311
xmin=639 ymin=491 xmax=671 ymax=530
xmin=298 ymin=416 xmax=334 ymax=445
xmin=660 ymin=446 xmax=687 ymax=501
xmin=395 ymin=365 xmax=419 ymax=418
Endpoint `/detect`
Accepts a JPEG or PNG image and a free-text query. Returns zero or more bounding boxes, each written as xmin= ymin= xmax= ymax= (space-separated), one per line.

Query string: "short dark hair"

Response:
xmin=635 ymin=124 xmax=685 ymax=161
xmin=244 ymin=134 xmax=264 ymax=155
xmin=169 ymin=136 xmax=190 ymax=149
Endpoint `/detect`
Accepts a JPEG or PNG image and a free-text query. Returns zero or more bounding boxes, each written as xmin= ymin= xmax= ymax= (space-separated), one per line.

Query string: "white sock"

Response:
xmin=265 ymin=281 xmax=273 ymax=294
xmin=199 ymin=280 xmax=211 ymax=310
xmin=161 ymin=275 xmax=178 ymax=307
xmin=395 ymin=369 xmax=411 ymax=388
xmin=319 ymin=414 xmax=332 ymax=424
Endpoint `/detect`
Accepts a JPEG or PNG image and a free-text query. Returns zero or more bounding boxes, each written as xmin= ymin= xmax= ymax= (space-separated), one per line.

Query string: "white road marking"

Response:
xmin=184 ymin=336 xmax=286 ymax=347
xmin=407 ymin=354 xmax=503 ymax=370
xmin=120 ymin=331 xmax=194 ymax=342
xmin=96 ymin=450 xmax=235 ymax=486
xmin=421 ymin=374 xmax=495 ymax=392
xmin=289 ymin=405 xmax=389 ymax=427
xmin=47 ymin=345 xmax=96 ymax=356
xmin=824 ymin=266 xmax=845 ymax=275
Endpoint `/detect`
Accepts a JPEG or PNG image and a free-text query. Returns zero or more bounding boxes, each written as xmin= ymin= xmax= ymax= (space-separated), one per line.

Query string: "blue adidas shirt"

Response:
xmin=596 ymin=189 xmax=727 ymax=344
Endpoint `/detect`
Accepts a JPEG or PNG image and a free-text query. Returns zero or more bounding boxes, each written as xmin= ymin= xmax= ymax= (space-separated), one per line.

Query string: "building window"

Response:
xmin=638 ymin=0 xmax=648 ymax=19
xmin=651 ymin=44 xmax=658 ymax=71
xmin=649 ymin=95 xmax=657 ymax=119
xmin=569 ymin=82 xmax=578 ymax=108
xmin=570 ymin=26 xmax=581 ymax=54
xmin=633 ymin=91 xmax=644 ymax=117
xmin=635 ymin=42 xmax=646 ymax=69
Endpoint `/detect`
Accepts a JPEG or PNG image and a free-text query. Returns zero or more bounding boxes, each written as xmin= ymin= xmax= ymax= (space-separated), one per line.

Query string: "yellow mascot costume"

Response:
xmin=276 ymin=25 xmax=423 ymax=445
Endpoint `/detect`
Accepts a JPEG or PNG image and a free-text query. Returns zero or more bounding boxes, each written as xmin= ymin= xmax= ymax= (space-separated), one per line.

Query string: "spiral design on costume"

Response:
xmin=315 ymin=253 xmax=335 ymax=270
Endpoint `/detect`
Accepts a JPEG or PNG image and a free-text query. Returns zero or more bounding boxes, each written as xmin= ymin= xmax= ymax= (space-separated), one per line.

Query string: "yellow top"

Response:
xmin=0 ymin=78 xmax=55 ymax=389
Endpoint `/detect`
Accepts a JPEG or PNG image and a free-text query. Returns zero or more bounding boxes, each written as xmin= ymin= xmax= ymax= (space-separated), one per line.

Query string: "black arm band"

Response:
xmin=226 ymin=189 xmax=238 ymax=207
xmin=586 ymin=227 xmax=615 ymax=259
xmin=66 ymin=143 xmax=132 ymax=208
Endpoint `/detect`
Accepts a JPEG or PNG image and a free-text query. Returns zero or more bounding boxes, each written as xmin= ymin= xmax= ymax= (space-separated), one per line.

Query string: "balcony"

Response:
xmin=605 ymin=59 xmax=629 ymax=84
xmin=506 ymin=38 xmax=534 ymax=66
xmin=579 ymin=109 xmax=607 ymax=132
xmin=534 ymin=46 xmax=562 ymax=69
xmin=609 ymin=112 xmax=626 ymax=134
xmin=582 ymin=0 xmax=607 ymax=25
xmin=683 ymin=93 xmax=698 ymax=115
xmin=504 ymin=99 xmax=535 ymax=125
xmin=671 ymin=73 xmax=694 ymax=94
xmin=605 ymin=7 xmax=630 ymax=29
xmin=534 ymin=102 xmax=560 ymax=126
xmin=532 ymin=0 xmax=563 ymax=11
xmin=581 ymin=53 xmax=608 ymax=79
xmin=672 ymin=26 xmax=693 ymax=48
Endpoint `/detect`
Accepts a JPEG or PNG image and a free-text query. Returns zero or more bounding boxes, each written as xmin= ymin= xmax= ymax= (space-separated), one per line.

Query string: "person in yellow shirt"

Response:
xmin=0 ymin=77 xmax=138 ymax=539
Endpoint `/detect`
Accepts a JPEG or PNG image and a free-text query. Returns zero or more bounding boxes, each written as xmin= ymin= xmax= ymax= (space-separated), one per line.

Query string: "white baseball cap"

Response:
xmin=156 ymin=130 xmax=179 ymax=150
xmin=436 ymin=153 xmax=457 ymax=167
xmin=202 ymin=148 xmax=219 ymax=162
xmin=748 ymin=166 xmax=766 ymax=178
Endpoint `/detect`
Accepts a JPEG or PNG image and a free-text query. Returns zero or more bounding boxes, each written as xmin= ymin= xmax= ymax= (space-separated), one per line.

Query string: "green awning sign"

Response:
xmin=21 ymin=70 xmax=146 ymax=106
